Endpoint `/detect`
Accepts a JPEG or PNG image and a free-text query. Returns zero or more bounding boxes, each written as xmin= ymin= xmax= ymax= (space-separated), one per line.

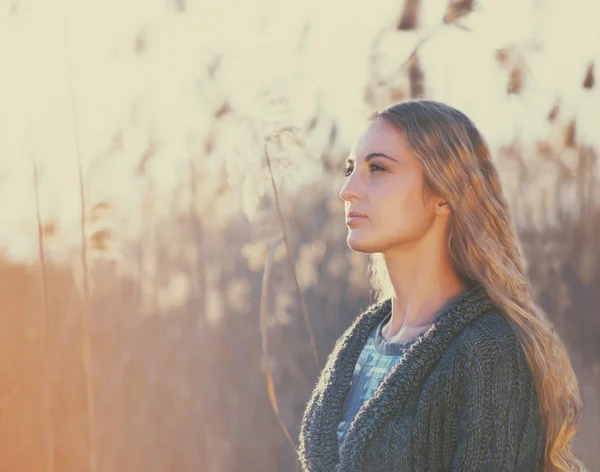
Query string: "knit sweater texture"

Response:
xmin=297 ymin=283 xmax=545 ymax=472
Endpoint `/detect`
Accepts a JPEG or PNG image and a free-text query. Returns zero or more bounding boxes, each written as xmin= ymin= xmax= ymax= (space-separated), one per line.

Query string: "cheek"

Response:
xmin=377 ymin=179 xmax=426 ymax=222
xmin=379 ymin=196 xmax=436 ymax=244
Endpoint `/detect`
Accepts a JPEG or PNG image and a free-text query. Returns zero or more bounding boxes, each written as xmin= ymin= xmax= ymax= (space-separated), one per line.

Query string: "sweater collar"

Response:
xmin=302 ymin=282 xmax=496 ymax=472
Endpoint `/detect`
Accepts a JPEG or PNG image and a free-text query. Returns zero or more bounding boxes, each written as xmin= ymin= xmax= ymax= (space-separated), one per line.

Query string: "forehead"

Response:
xmin=349 ymin=118 xmax=406 ymax=161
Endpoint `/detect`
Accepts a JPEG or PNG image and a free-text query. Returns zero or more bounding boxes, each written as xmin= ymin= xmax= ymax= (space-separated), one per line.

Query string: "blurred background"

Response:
xmin=0 ymin=0 xmax=598 ymax=470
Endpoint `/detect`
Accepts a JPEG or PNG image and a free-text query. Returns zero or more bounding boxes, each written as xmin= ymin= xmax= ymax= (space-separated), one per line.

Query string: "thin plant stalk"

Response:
xmin=31 ymin=131 xmax=55 ymax=472
xmin=260 ymin=236 xmax=295 ymax=449
xmin=63 ymin=11 xmax=98 ymax=469
xmin=259 ymin=138 xmax=321 ymax=467
xmin=70 ymin=91 xmax=98 ymax=472
xmin=263 ymin=142 xmax=321 ymax=372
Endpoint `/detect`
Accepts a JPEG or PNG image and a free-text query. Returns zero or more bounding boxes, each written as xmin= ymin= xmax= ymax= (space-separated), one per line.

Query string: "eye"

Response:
xmin=343 ymin=164 xmax=385 ymax=177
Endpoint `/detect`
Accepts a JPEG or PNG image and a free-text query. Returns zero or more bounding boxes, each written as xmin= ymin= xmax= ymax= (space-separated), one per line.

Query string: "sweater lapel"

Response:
xmin=299 ymin=296 xmax=391 ymax=471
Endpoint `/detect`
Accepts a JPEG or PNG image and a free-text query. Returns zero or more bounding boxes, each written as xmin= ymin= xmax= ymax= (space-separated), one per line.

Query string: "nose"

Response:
xmin=339 ymin=176 xmax=359 ymax=202
xmin=340 ymin=161 xmax=367 ymax=202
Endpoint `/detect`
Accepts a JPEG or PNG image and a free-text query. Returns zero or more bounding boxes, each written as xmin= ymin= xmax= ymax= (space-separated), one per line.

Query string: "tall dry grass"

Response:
xmin=0 ymin=0 xmax=598 ymax=471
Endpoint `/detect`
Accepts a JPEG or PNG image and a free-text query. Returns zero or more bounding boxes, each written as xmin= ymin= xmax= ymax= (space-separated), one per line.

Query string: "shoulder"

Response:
xmin=458 ymin=309 xmax=519 ymax=353
xmin=454 ymin=310 xmax=532 ymax=382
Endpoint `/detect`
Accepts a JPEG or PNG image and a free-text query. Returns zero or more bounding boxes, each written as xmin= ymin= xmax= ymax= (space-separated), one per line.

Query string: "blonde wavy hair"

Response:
xmin=368 ymin=100 xmax=587 ymax=472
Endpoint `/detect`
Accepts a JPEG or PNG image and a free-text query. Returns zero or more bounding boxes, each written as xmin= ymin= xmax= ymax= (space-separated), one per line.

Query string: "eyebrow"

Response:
xmin=345 ymin=152 xmax=398 ymax=164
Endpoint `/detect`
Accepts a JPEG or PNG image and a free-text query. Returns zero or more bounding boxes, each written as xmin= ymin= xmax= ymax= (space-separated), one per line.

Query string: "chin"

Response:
xmin=346 ymin=232 xmax=383 ymax=254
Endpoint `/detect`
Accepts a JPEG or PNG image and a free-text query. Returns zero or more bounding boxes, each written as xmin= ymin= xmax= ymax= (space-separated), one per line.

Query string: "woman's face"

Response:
xmin=339 ymin=117 xmax=446 ymax=254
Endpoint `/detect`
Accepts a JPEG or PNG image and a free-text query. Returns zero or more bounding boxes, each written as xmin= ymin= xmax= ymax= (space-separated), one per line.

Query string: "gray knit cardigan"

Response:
xmin=297 ymin=283 xmax=545 ymax=471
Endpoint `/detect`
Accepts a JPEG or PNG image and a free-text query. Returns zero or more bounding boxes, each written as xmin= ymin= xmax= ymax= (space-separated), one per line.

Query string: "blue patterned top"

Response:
xmin=337 ymin=310 xmax=417 ymax=450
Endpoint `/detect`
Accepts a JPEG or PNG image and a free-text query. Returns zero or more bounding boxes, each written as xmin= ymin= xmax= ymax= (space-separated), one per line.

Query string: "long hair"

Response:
xmin=368 ymin=100 xmax=587 ymax=472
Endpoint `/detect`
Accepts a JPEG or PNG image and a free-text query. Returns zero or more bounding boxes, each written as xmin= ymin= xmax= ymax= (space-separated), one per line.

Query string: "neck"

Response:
xmin=381 ymin=232 xmax=468 ymax=338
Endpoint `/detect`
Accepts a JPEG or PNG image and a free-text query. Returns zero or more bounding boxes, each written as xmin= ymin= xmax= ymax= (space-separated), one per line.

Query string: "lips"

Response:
xmin=347 ymin=210 xmax=367 ymax=218
xmin=346 ymin=210 xmax=367 ymax=225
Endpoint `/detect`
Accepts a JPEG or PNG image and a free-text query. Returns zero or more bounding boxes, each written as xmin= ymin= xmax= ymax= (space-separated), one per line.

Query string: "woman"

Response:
xmin=297 ymin=101 xmax=587 ymax=472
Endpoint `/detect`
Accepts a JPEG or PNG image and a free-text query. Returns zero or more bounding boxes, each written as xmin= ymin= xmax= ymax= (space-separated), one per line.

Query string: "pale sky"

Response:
xmin=0 ymin=0 xmax=599 ymax=263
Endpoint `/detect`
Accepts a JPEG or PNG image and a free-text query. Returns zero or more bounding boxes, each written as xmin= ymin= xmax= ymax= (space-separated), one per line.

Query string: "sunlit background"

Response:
xmin=1 ymin=0 xmax=598 ymax=470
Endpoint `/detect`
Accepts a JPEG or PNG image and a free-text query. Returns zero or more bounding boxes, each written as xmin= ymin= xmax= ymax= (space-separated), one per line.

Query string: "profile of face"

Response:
xmin=339 ymin=117 xmax=450 ymax=254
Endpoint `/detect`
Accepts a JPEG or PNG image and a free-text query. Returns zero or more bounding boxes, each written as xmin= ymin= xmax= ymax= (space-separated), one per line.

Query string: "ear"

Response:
xmin=435 ymin=199 xmax=451 ymax=216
